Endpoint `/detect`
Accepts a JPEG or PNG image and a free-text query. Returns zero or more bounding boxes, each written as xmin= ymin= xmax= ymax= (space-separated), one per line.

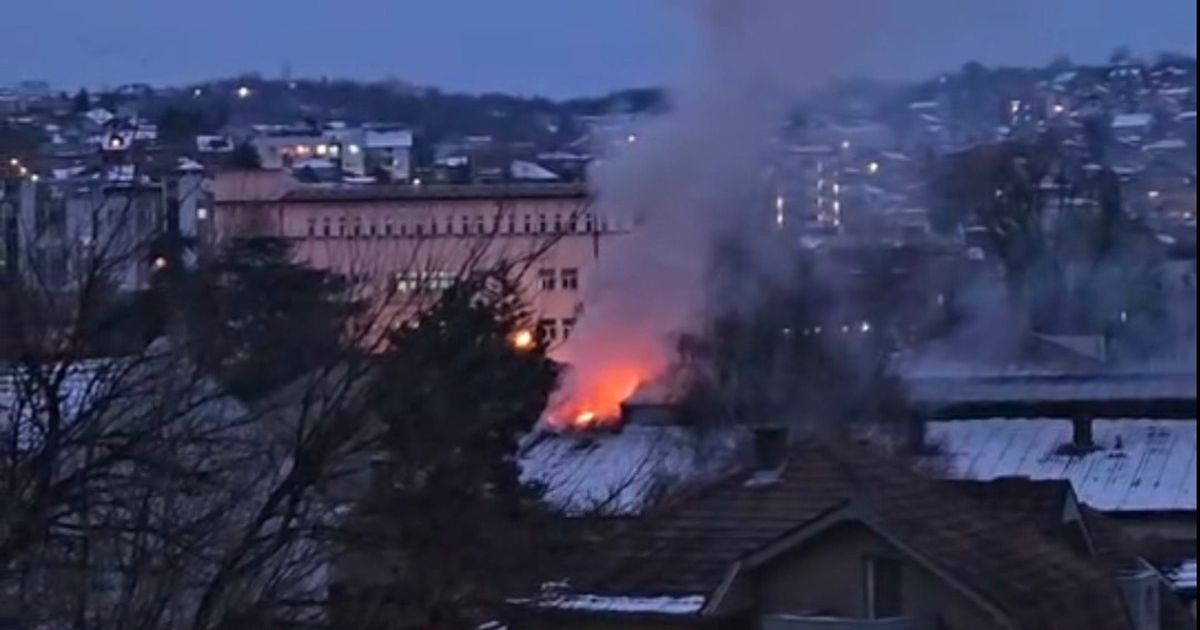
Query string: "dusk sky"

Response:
xmin=3 ymin=0 xmax=1195 ymax=97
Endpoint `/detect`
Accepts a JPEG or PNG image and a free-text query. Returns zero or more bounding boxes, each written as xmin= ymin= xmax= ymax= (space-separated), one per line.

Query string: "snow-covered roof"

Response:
xmin=928 ymin=418 xmax=1196 ymax=512
xmin=84 ymin=108 xmax=114 ymax=126
xmin=509 ymin=160 xmax=560 ymax=182
xmin=523 ymin=594 xmax=706 ymax=616
xmin=1111 ymin=113 xmax=1154 ymax=129
xmin=1163 ymin=560 xmax=1196 ymax=593
xmin=1143 ymin=138 xmax=1188 ymax=152
xmin=196 ymin=135 xmax=234 ymax=152
xmin=1177 ymin=111 xmax=1197 ymax=122
xmin=364 ymin=130 xmax=413 ymax=149
xmin=519 ymin=426 xmax=746 ymax=515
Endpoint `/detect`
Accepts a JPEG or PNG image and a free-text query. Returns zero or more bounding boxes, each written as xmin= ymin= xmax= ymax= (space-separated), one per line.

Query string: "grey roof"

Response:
xmin=928 ymin=418 xmax=1197 ymax=512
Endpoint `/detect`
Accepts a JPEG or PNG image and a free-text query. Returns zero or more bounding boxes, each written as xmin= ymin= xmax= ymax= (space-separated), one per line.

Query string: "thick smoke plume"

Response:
xmin=549 ymin=0 xmax=1044 ymax=426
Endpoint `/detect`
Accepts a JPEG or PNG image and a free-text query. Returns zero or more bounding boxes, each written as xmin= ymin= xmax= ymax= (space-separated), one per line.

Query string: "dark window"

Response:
xmin=538 ymin=214 xmax=548 ymax=233
xmin=562 ymin=318 xmax=576 ymax=340
xmin=865 ymin=556 xmax=903 ymax=618
xmin=307 ymin=218 xmax=316 ymax=237
xmin=322 ymin=218 xmax=332 ymax=237
xmin=538 ymin=319 xmax=557 ymax=342
xmin=561 ymin=268 xmax=579 ymax=291
xmin=523 ymin=215 xmax=533 ymax=233
xmin=538 ymin=268 xmax=556 ymax=291
xmin=384 ymin=219 xmax=393 ymax=236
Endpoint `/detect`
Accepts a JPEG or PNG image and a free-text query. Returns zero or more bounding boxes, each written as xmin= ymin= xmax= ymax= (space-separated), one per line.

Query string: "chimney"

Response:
xmin=753 ymin=426 xmax=788 ymax=472
xmin=1072 ymin=414 xmax=1094 ymax=450
xmin=907 ymin=413 xmax=928 ymax=453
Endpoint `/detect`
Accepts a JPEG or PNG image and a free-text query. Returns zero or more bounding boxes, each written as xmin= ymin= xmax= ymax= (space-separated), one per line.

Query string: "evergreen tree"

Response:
xmin=342 ymin=271 xmax=558 ymax=628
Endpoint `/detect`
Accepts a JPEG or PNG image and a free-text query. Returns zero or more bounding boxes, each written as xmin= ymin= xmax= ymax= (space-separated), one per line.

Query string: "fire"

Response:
xmin=574 ymin=411 xmax=597 ymax=427
xmin=546 ymin=362 xmax=647 ymax=429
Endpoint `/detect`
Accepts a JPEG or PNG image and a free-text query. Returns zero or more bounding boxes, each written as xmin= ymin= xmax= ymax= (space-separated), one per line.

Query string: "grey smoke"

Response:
xmin=551 ymin=0 xmax=1048 ymax=417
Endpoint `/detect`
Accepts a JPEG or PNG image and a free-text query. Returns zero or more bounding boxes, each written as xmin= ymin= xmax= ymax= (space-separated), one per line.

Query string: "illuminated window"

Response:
xmin=538 ymin=268 xmax=556 ymax=291
xmin=561 ymin=268 xmax=579 ymax=291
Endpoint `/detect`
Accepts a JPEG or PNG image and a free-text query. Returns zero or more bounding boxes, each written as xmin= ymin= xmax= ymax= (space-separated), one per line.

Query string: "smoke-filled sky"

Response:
xmin=2 ymin=0 xmax=1195 ymax=97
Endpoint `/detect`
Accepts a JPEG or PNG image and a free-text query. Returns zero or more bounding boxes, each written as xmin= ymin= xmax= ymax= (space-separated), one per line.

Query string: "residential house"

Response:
xmin=507 ymin=436 xmax=1187 ymax=629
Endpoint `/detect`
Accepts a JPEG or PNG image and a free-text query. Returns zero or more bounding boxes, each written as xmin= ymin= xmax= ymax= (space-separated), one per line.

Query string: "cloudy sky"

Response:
xmin=3 ymin=0 xmax=1195 ymax=97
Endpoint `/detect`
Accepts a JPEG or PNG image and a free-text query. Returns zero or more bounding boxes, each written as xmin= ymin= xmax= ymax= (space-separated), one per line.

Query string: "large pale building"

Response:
xmin=210 ymin=171 xmax=628 ymax=343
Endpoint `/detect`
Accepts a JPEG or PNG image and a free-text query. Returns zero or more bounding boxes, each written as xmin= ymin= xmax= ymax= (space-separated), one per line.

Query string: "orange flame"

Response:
xmin=548 ymin=363 xmax=646 ymax=429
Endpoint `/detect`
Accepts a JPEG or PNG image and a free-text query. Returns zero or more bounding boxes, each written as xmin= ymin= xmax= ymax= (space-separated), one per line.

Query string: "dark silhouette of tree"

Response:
xmin=71 ymin=88 xmax=90 ymax=113
xmin=178 ymin=237 xmax=361 ymax=400
xmin=675 ymin=246 xmax=908 ymax=436
xmin=157 ymin=106 xmax=208 ymax=144
xmin=229 ymin=142 xmax=262 ymax=170
xmin=336 ymin=270 xmax=559 ymax=628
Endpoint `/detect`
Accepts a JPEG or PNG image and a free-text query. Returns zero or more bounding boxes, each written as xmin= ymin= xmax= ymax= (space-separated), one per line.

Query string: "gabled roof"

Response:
xmin=544 ymin=440 xmax=1133 ymax=630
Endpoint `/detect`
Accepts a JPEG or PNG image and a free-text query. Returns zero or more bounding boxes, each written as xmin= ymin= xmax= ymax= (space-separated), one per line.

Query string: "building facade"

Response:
xmin=211 ymin=172 xmax=629 ymax=342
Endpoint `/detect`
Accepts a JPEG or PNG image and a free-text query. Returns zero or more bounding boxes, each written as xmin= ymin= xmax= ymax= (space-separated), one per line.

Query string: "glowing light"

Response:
xmin=193 ymin=87 xmax=203 ymax=97
xmin=1010 ymin=100 xmax=1021 ymax=115
xmin=152 ymin=257 xmax=168 ymax=270
xmin=196 ymin=207 xmax=209 ymax=221
xmin=574 ymin=411 xmax=597 ymax=427
xmin=108 ymin=136 xmax=124 ymax=149
xmin=626 ymin=134 xmax=637 ymax=144
xmin=1052 ymin=103 xmax=1066 ymax=115
xmin=348 ymin=144 xmax=362 ymax=155
xmin=315 ymin=144 xmax=329 ymax=156
xmin=236 ymin=85 xmax=252 ymax=99
xmin=295 ymin=145 xmax=310 ymax=155
xmin=29 ymin=174 xmax=38 ymax=182
xmin=8 ymin=158 xmax=19 ymax=166
xmin=1147 ymin=190 xmax=1161 ymax=199
xmin=510 ymin=329 xmax=535 ymax=351
xmin=328 ymin=145 xmax=340 ymax=157
xmin=833 ymin=183 xmax=841 ymax=195
xmin=860 ymin=321 xmax=871 ymax=333
xmin=840 ymin=140 xmax=851 ymax=150
xmin=18 ymin=166 xmax=27 ymax=176
xmin=412 ymin=177 xmax=423 ymax=186
xmin=868 ymin=161 xmax=880 ymax=174
xmin=774 ymin=195 xmax=785 ymax=228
